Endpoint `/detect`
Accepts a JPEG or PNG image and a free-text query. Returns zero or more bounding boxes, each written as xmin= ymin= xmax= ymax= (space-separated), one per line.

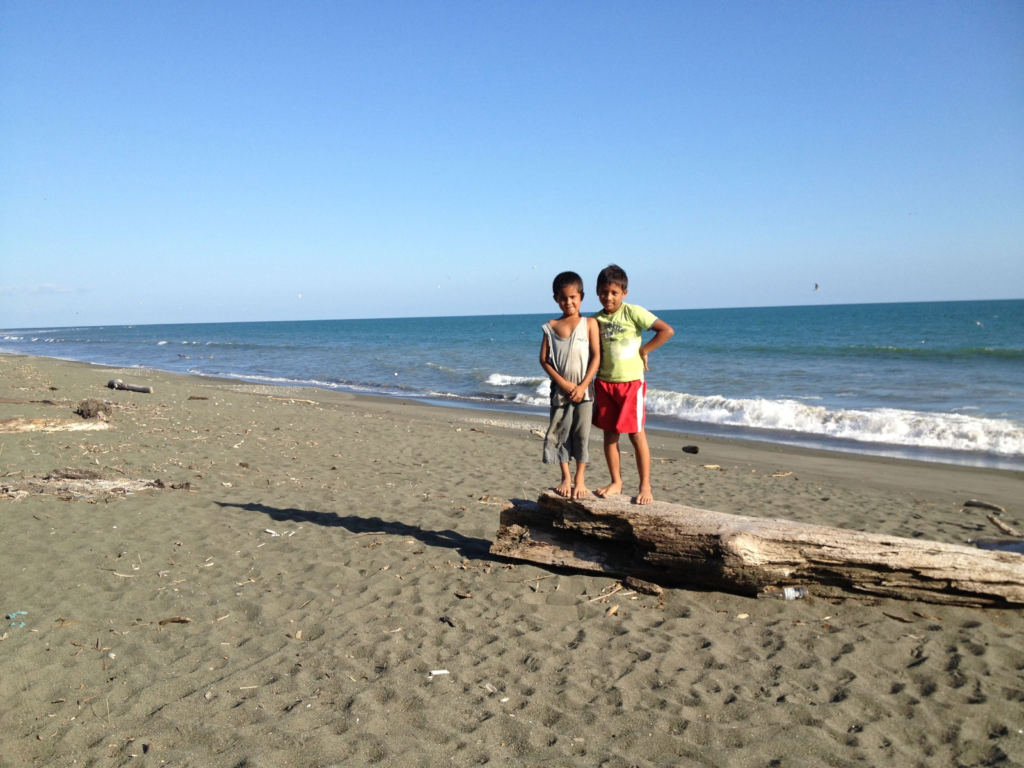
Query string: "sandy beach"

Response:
xmin=2 ymin=352 xmax=1023 ymax=767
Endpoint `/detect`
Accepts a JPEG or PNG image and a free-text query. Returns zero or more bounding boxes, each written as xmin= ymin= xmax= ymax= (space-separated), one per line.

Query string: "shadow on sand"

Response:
xmin=215 ymin=501 xmax=494 ymax=560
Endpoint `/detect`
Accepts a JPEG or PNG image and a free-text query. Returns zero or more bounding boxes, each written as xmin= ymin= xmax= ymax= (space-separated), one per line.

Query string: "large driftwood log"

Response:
xmin=490 ymin=491 xmax=1024 ymax=607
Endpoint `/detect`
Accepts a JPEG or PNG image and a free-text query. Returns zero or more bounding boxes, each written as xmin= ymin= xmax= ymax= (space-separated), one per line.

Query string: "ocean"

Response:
xmin=4 ymin=300 xmax=1023 ymax=468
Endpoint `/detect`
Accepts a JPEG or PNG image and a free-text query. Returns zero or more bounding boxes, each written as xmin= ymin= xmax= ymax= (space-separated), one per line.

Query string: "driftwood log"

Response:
xmin=491 ymin=491 xmax=1024 ymax=607
xmin=108 ymin=379 xmax=153 ymax=394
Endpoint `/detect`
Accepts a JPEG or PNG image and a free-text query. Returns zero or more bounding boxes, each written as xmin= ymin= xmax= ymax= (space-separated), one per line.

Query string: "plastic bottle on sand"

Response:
xmin=757 ymin=587 xmax=807 ymax=600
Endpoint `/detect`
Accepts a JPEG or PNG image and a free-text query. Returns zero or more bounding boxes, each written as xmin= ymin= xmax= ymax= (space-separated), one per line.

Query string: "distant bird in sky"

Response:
xmin=814 ymin=283 xmax=819 ymax=291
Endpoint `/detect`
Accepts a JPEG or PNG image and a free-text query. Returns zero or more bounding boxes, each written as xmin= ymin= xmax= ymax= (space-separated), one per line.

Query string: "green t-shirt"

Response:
xmin=594 ymin=303 xmax=658 ymax=382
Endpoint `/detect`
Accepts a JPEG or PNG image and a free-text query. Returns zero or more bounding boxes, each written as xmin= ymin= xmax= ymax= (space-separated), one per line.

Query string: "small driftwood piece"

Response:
xmin=108 ymin=379 xmax=153 ymax=394
xmin=491 ymin=491 xmax=1024 ymax=607
xmin=964 ymin=499 xmax=1006 ymax=514
xmin=0 ymin=418 xmax=111 ymax=434
xmin=986 ymin=514 xmax=1023 ymax=539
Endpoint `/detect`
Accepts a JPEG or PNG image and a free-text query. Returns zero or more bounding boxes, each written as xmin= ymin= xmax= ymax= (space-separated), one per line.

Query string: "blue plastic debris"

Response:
xmin=6 ymin=611 xmax=27 ymax=627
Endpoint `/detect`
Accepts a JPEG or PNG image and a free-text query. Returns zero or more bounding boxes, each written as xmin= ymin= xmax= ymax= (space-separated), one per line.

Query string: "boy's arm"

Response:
xmin=567 ymin=317 xmax=602 ymax=403
xmin=539 ymin=333 xmax=576 ymax=395
xmin=640 ymin=318 xmax=674 ymax=371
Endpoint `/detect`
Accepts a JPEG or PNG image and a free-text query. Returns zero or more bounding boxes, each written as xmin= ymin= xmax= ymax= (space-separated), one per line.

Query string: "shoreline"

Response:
xmin=2 ymin=352 xmax=1024 ymax=766
xmin=4 ymin=349 xmax=1023 ymax=472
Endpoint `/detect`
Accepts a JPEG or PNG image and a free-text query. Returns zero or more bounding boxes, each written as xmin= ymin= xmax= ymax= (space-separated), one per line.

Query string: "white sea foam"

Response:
xmin=645 ymin=389 xmax=1024 ymax=456
xmin=512 ymin=393 xmax=549 ymax=406
xmin=487 ymin=372 xmax=551 ymax=400
xmin=157 ymin=341 xmax=168 ymax=345
xmin=486 ymin=373 xmax=547 ymax=387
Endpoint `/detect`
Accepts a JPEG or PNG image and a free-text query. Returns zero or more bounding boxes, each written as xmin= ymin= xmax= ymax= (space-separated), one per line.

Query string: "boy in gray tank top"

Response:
xmin=539 ymin=271 xmax=601 ymax=498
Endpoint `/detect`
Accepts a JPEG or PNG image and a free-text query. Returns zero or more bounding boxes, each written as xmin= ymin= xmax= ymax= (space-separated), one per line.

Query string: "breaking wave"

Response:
xmin=486 ymin=373 xmax=547 ymax=387
xmin=487 ymin=372 xmax=551 ymax=403
xmin=645 ymin=389 xmax=1024 ymax=456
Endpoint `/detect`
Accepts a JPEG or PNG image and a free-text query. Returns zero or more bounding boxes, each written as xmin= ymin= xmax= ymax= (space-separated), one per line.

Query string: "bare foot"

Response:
xmin=572 ymin=482 xmax=589 ymax=499
xmin=594 ymin=481 xmax=622 ymax=498
xmin=635 ymin=484 xmax=654 ymax=505
xmin=554 ymin=478 xmax=573 ymax=497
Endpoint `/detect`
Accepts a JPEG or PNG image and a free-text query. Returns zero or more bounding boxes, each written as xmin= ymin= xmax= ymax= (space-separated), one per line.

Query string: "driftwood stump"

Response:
xmin=490 ymin=491 xmax=1024 ymax=607
xmin=108 ymin=379 xmax=153 ymax=394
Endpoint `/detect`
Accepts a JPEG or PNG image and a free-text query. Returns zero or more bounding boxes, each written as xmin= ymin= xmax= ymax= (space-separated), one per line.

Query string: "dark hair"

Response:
xmin=596 ymin=263 xmax=628 ymax=291
xmin=552 ymin=271 xmax=585 ymax=296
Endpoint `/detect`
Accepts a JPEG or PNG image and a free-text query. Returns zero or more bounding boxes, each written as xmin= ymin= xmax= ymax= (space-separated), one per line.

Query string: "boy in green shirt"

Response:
xmin=592 ymin=264 xmax=675 ymax=505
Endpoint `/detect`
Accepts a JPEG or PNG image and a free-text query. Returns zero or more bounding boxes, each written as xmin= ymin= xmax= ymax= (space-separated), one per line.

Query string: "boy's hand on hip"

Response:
xmin=641 ymin=352 xmax=650 ymax=371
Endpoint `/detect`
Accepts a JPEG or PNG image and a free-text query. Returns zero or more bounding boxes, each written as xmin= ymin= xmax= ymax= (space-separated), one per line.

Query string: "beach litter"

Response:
xmin=429 ymin=670 xmax=449 ymax=678
xmin=624 ymin=576 xmax=663 ymax=596
xmin=682 ymin=445 xmax=699 ymax=454
xmin=587 ymin=584 xmax=623 ymax=603
xmin=7 ymin=611 xmax=27 ymax=628
xmin=975 ymin=538 xmax=1024 ymax=555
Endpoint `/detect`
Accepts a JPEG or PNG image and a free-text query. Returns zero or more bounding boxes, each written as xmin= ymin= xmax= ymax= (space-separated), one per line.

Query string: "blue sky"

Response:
xmin=1 ymin=1 xmax=1022 ymax=327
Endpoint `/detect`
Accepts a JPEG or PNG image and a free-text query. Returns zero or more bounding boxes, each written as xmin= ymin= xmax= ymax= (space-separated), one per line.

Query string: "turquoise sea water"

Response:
xmin=4 ymin=300 xmax=1022 ymax=467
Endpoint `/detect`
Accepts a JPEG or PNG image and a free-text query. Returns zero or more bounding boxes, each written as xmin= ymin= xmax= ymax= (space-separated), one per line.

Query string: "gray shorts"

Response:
xmin=542 ymin=400 xmax=593 ymax=465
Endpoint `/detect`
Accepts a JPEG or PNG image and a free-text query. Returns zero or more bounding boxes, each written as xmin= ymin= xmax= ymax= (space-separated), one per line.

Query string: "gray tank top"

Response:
xmin=542 ymin=317 xmax=593 ymax=406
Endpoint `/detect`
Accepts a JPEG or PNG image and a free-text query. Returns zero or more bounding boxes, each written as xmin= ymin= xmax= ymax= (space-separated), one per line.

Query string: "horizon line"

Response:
xmin=3 ymin=296 xmax=1021 ymax=331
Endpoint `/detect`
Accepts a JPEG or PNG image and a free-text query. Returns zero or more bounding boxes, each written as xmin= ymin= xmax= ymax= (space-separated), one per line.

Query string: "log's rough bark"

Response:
xmin=490 ymin=491 xmax=1024 ymax=607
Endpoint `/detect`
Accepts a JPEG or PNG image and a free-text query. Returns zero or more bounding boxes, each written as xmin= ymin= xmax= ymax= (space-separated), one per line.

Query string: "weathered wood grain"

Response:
xmin=490 ymin=491 xmax=1024 ymax=607
xmin=0 ymin=417 xmax=111 ymax=433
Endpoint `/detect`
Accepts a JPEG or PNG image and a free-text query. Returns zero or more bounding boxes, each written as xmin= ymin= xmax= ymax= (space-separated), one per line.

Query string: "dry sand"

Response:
xmin=1 ymin=353 xmax=1023 ymax=767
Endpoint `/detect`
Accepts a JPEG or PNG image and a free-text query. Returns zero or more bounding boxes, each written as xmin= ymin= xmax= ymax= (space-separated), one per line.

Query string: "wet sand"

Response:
xmin=2 ymin=353 xmax=1023 ymax=767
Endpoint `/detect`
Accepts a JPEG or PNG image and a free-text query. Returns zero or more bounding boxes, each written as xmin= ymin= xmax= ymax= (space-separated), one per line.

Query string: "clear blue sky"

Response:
xmin=2 ymin=1 xmax=1022 ymax=327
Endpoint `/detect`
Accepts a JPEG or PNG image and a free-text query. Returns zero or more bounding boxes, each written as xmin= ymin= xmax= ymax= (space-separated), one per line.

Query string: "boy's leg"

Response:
xmin=594 ymin=430 xmax=623 ymax=498
xmin=627 ymin=429 xmax=653 ymax=505
xmin=555 ymin=462 xmax=573 ymax=498
xmin=571 ymin=400 xmax=592 ymax=498
xmin=572 ymin=461 xmax=588 ymax=499
xmin=544 ymin=404 xmax=573 ymax=497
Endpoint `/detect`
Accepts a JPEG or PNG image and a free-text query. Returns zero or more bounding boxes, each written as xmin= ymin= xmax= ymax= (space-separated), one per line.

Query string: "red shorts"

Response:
xmin=593 ymin=379 xmax=646 ymax=434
